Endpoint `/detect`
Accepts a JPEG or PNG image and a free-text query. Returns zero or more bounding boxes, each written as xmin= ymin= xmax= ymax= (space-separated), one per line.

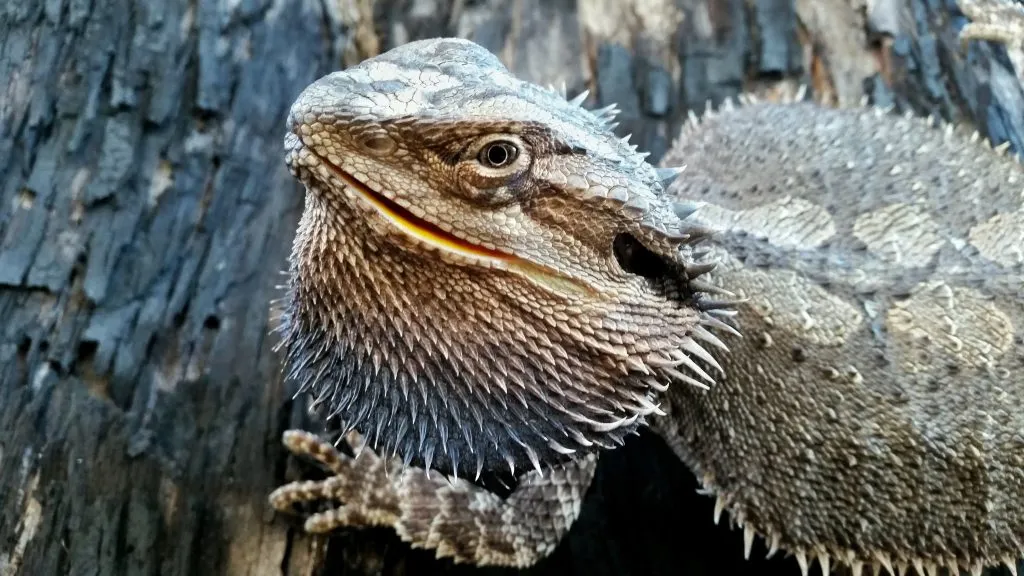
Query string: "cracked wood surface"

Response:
xmin=1 ymin=1 xmax=1021 ymax=575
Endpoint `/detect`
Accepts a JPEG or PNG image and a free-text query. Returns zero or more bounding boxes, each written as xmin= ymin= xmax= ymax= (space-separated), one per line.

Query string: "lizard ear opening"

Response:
xmin=612 ymin=232 xmax=672 ymax=279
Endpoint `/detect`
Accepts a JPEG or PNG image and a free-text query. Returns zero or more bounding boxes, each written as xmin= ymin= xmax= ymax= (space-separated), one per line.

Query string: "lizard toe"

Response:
xmin=957 ymin=0 xmax=1024 ymax=48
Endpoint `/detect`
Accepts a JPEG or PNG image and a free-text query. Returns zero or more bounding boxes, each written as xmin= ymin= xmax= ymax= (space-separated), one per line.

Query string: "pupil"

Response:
xmin=488 ymin=145 xmax=508 ymax=166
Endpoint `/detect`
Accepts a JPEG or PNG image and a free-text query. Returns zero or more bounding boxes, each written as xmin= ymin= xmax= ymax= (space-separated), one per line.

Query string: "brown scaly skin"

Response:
xmin=270 ymin=3 xmax=1024 ymax=574
xmin=277 ymin=37 xmax=733 ymax=480
xmin=657 ymin=97 xmax=1024 ymax=576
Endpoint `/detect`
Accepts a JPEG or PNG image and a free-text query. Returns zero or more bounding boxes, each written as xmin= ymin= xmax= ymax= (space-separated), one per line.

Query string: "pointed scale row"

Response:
xmin=707 ymin=484 xmax=1022 ymax=576
xmin=676 ymin=84 xmax=1022 ymax=164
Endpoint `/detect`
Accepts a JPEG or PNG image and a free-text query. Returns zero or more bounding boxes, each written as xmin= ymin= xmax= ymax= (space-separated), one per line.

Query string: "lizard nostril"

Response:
xmin=612 ymin=232 xmax=671 ymax=279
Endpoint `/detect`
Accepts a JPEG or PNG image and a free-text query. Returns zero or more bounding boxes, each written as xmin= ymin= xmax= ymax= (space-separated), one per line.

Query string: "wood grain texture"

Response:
xmin=0 ymin=0 xmax=1020 ymax=575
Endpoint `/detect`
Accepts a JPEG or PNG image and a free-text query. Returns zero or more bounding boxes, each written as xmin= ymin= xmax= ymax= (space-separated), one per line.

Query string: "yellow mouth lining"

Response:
xmin=321 ymin=159 xmax=514 ymax=264
xmin=316 ymin=155 xmax=594 ymax=295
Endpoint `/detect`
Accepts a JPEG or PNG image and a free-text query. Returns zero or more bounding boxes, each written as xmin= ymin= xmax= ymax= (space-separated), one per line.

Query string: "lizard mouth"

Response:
xmin=318 ymin=157 xmax=515 ymax=264
xmin=312 ymin=152 xmax=594 ymax=295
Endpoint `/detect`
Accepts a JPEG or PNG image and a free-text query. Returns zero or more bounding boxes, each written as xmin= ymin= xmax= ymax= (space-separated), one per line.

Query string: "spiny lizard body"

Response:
xmin=269 ymin=2 xmax=1024 ymax=574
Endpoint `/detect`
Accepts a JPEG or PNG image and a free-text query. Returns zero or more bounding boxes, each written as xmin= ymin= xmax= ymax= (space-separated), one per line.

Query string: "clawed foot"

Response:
xmin=958 ymin=0 xmax=1024 ymax=48
xmin=269 ymin=429 xmax=406 ymax=533
xmin=270 ymin=428 xmax=596 ymax=567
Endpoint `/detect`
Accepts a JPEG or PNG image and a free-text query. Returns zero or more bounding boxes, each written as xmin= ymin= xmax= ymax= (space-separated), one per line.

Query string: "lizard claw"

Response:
xmin=957 ymin=0 xmax=1024 ymax=49
xmin=269 ymin=429 xmax=403 ymax=532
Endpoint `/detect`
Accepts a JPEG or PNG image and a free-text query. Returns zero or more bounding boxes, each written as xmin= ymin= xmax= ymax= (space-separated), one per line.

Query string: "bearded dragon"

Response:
xmin=268 ymin=2 xmax=1024 ymax=574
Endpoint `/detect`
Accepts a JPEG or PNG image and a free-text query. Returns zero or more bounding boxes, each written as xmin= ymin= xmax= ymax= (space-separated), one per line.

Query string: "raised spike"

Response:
xmin=594 ymin=102 xmax=618 ymax=116
xmin=664 ymin=367 xmax=710 ymax=390
xmin=796 ymin=551 xmax=810 ymax=576
xmin=620 ymin=134 xmax=632 ymax=144
xmin=766 ymin=532 xmax=780 ymax=558
xmin=645 ymin=351 xmax=680 ymax=368
xmin=629 ymin=391 xmax=666 ymax=416
xmin=795 ymin=83 xmax=808 ymax=102
xmin=523 ymin=443 xmax=542 ymax=475
xmin=743 ymin=526 xmax=755 ymax=559
xmin=568 ymin=89 xmax=590 ymax=107
xmin=996 ymin=141 xmax=1012 ymax=155
xmin=423 ymin=443 xmax=435 ymax=473
xmin=644 ymin=376 xmax=669 ymax=392
xmin=673 ymin=201 xmax=701 ymax=220
xmin=547 ymin=439 xmax=576 ymax=455
xmin=656 ymin=165 xmax=687 ymax=184
xmin=680 ymin=224 xmax=716 ymax=244
xmin=625 ymin=355 xmax=650 ymax=374
xmin=851 ymin=561 xmax=864 ymax=576
xmin=685 ymin=260 xmax=716 ymax=279
xmin=672 ymin=349 xmax=716 ymax=384
xmin=671 ymin=200 xmax=704 ymax=220
xmin=700 ymin=315 xmax=742 ymax=338
xmin=689 ymin=279 xmax=735 ymax=297
xmin=713 ymin=495 xmax=726 ymax=524
xmin=1005 ymin=559 xmax=1019 ymax=576
xmin=969 ymin=562 xmax=982 ymax=576
xmin=696 ymin=296 xmax=737 ymax=312
xmin=818 ymin=552 xmax=830 ymax=575
xmin=874 ymin=551 xmax=894 ymax=576
xmin=659 ymin=225 xmax=695 ymax=244
xmin=566 ymin=428 xmax=594 ymax=448
xmin=586 ymin=413 xmax=638 ymax=432
xmin=681 ymin=337 xmax=724 ymax=375
xmin=692 ymin=325 xmax=730 ymax=351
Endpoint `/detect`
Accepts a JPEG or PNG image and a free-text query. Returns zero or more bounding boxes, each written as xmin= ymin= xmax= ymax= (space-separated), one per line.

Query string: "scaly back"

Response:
xmin=661 ymin=98 xmax=1024 ymax=574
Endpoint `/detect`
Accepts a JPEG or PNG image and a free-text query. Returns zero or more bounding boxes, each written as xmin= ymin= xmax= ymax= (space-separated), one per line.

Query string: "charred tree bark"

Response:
xmin=1 ymin=1 xmax=1020 ymax=575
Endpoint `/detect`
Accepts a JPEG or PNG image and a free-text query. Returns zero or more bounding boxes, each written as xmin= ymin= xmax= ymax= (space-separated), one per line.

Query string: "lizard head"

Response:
xmin=279 ymin=38 xmax=736 ymax=479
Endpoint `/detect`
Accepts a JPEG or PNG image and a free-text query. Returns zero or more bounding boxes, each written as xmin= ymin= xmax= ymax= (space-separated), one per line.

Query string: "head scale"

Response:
xmin=279 ymin=38 xmax=735 ymax=479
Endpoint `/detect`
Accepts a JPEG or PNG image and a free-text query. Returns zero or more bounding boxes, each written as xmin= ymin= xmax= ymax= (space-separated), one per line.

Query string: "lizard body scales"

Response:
xmin=269 ymin=1 xmax=1024 ymax=573
xmin=660 ymin=99 xmax=1024 ymax=575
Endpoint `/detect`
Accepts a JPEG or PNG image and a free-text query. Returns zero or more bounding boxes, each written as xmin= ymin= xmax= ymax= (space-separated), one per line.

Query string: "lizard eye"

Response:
xmin=478 ymin=141 xmax=519 ymax=168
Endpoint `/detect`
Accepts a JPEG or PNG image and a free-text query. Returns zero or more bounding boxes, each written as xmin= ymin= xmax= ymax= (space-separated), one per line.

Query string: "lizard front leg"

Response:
xmin=958 ymin=0 xmax=1024 ymax=47
xmin=269 ymin=429 xmax=597 ymax=567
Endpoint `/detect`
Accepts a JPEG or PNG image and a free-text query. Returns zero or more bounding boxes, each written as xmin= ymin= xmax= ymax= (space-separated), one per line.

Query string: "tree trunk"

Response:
xmin=1 ymin=1 xmax=1020 ymax=575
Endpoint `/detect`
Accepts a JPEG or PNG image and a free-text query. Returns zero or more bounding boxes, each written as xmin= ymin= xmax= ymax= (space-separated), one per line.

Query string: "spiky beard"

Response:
xmin=276 ymin=196 xmax=734 ymax=481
